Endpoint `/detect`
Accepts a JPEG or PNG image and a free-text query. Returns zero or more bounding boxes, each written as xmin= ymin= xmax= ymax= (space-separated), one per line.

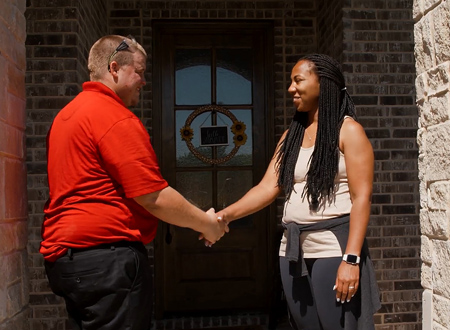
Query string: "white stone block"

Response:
xmin=429 ymin=181 xmax=450 ymax=210
xmin=416 ymin=73 xmax=427 ymax=103
xmin=433 ymin=1 xmax=450 ymax=64
xmin=419 ymin=180 xmax=428 ymax=208
xmin=432 ymin=240 xmax=450 ymax=299
xmin=426 ymin=62 xmax=450 ymax=97
xmin=422 ymin=262 xmax=433 ymax=289
xmin=425 ymin=0 xmax=444 ymax=13
xmin=421 ymin=234 xmax=433 ymax=264
xmin=418 ymin=101 xmax=426 ymax=129
xmin=414 ymin=17 xmax=435 ymax=75
xmin=425 ymin=122 xmax=450 ymax=181
xmin=420 ymin=209 xmax=430 ymax=235
xmin=433 ymin=324 xmax=448 ymax=330
xmin=413 ymin=0 xmax=424 ymax=20
xmin=417 ymin=127 xmax=426 ymax=150
xmin=433 ymin=294 xmax=450 ymax=329
xmin=420 ymin=93 xmax=450 ymax=127
xmin=423 ymin=289 xmax=433 ymax=330
xmin=415 ymin=24 xmax=426 ymax=75
xmin=426 ymin=210 xmax=449 ymax=238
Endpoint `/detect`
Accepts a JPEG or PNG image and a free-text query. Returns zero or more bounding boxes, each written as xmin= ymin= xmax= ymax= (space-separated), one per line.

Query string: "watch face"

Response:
xmin=346 ymin=255 xmax=358 ymax=263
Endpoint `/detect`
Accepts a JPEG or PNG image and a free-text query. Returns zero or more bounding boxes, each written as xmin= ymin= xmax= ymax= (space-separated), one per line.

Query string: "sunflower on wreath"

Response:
xmin=233 ymin=131 xmax=248 ymax=146
xmin=180 ymin=125 xmax=194 ymax=142
xmin=231 ymin=121 xmax=246 ymax=135
xmin=231 ymin=121 xmax=247 ymax=146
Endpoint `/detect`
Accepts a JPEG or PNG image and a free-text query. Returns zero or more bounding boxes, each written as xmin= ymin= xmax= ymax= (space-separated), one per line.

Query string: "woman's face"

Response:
xmin=288 ymin=60 xmax=320 ymax=113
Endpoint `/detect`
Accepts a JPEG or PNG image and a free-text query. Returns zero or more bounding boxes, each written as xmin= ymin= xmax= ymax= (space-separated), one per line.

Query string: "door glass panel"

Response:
xmin=217 ymin=170 xmax=253 ymax=227
xmin=217 ymin=170 xmax=252 ymax=207
xmin=176 ymin=49 xmax=211 ymax=105
xmin=218 ymin=110 xmax=252 ymax=166
xmin=216 ymin=49 xmax=252 ymax=105
xmin=176 ymin=110 xmax=212 ymax=167
xmin=176 ymin=171 xmax=212 ymax=210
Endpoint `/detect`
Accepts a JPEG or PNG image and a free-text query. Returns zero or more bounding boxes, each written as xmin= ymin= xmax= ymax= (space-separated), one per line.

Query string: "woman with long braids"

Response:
xmin=217 ymin=54 xmax=380 ymax=329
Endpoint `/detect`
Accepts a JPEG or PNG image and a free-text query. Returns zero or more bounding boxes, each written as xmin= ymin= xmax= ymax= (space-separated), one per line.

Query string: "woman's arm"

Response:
xmin=218 ymin=131 xmax=287 ymax=222
xmin=341 ymin=117 xmax=374 ymax=257
xmin=334 ymin=117 xmax=374 ymax=303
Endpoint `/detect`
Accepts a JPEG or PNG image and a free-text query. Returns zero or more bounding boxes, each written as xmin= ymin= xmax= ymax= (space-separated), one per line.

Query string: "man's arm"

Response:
xmin=134 ymin=186 xmax=226 ymax=243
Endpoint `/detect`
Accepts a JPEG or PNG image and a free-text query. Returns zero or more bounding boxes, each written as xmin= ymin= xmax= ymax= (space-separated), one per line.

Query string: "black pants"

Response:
xmin=45 ymin=241 xmax=153 ymax=330
xmin=280 ymin=256 xmax=358 ymax=330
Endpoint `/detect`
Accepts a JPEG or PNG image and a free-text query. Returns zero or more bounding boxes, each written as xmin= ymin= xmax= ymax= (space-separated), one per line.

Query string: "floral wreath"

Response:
xmin=179 ymin=105 xmax=247 ymax=164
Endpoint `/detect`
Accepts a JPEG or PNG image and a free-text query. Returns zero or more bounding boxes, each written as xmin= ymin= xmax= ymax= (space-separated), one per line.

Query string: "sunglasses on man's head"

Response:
xmin=107 ymin=35 xmax=136 ymax=71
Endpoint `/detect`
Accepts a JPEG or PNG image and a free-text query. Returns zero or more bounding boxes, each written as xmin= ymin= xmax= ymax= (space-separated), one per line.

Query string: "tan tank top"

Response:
xmin=279 ymin=145 xmax=352 ymax=258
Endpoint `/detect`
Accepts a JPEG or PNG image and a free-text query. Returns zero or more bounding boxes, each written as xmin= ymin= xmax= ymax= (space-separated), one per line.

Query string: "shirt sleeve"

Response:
xmin=97 ymin=117 xmax=168 ymax=198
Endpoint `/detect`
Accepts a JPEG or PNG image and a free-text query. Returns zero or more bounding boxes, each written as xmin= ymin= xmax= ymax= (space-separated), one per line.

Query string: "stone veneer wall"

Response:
xmin=24 ymin=0 xmax=421 ymax=329
xmin=414 ymin=0 xmax=450 ymax=329
xmin=0 ymin=0 xmax=29 ymax=329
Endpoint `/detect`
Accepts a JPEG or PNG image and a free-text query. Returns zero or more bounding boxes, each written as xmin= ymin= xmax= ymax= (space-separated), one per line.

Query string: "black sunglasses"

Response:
xmin=107 ymin=35 xmax=136 ymax=71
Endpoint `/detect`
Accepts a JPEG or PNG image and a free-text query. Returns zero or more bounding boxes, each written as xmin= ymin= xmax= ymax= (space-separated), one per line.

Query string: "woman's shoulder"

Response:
xmin=341 ymin=116 xmax=365 ymax=136
xmin=339 ymin=116 xmax=371 ymax=151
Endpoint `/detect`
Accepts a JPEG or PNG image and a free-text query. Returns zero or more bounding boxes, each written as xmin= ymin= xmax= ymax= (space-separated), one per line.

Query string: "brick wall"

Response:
xmin=0 ymin=0 xmax=29 ymax=329
xmin=318 ymin=0 xmax=344 ymax=59
xmin=24 ymin=0 xmax=421 ymax=329
xmin=25 ymin=0 xmax=107 ymax=328
xmin=342 ymin=1 xmax=420 ymax=328
xmin=414 ymin=0 xmax=450 ymax=329
xmin=270 ymin=0 xmax=420 ymax=328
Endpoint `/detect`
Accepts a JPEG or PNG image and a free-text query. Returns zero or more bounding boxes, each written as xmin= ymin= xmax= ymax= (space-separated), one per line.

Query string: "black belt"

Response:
xmin=67 ymin=240 xmax=145 ymax=259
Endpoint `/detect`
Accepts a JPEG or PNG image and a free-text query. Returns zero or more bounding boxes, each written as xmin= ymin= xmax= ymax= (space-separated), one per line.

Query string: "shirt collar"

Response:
xmin=82 ymin=81 xmax=126 ymax=108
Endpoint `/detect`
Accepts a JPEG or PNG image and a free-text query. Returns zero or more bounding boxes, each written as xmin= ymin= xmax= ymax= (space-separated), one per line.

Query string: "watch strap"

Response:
xmin=343 ymin=254 xmax=360 ymax=265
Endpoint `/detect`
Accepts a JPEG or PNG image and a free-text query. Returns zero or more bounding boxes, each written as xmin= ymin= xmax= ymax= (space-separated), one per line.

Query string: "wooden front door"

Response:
xmin=152 ymin=21 xmax=275 ymax=318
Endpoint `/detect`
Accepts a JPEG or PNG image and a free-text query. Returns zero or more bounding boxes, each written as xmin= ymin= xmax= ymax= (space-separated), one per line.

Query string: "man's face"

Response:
xmin=115 ymin=51 xmax=146 ymax=107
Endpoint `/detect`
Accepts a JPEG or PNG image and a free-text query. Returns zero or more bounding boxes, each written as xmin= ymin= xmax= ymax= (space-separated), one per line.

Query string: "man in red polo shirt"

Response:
xmin=41 ymin=35 xmax=227 ymax=330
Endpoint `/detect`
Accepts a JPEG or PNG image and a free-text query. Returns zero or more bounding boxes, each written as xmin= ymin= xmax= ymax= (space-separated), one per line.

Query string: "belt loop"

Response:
xmin=111 ymin=245 xmax=116 ymax=251
xmin=68 ymin=248 xmax=73 ymax=260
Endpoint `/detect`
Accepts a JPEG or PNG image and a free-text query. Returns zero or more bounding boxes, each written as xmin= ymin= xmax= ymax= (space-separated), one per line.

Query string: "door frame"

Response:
xmin=151 ymin=20 xmax=276 ymax=319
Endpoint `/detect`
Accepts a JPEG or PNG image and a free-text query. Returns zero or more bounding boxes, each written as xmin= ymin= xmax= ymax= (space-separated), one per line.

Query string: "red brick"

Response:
xmin=4 ymin=159 xmax=27 ymax=219
xmin=7 ymin=62 xmax=25 ymax=99
xmin=0 ymin=122 xmax=25 ymax=159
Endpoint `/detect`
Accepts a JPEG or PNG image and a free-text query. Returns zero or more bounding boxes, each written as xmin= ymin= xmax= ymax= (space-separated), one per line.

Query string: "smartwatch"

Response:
xmin=343 ymin=254 xmax=360 ymax=265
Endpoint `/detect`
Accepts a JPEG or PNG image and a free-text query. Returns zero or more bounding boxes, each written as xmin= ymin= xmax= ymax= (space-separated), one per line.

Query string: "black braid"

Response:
xmin=276 ymin=54 xmax=357 ymax=211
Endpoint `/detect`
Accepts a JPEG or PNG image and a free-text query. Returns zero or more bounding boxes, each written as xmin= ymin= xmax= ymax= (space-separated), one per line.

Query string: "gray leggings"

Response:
xmin=280 ymin=256 xmax=353 ymax=330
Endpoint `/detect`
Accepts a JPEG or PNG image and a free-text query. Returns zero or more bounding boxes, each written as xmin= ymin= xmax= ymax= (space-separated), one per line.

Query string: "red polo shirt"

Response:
xmin=41 ymin=82 xmax=168 ymax=262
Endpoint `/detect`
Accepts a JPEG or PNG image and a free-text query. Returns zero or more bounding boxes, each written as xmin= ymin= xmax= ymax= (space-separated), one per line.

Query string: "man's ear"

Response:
xmin=109 ymin=61 xmax=120 ymax=76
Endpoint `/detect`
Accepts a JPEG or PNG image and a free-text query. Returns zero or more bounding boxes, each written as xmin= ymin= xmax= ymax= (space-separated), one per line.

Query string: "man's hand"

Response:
xmin=200 ymin=208 xmax=229 ymax=247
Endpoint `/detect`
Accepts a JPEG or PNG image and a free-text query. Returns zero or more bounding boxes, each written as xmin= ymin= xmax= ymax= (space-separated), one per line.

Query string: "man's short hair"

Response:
xmin=88 ymin=35 xmax=147 ymax=81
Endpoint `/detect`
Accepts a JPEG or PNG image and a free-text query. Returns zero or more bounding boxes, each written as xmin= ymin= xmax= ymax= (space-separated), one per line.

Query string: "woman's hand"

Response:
xmin=199 ymin=208 xmax=229 ymax=247
xmin=334 ymin=261 xmax=360 ymax=303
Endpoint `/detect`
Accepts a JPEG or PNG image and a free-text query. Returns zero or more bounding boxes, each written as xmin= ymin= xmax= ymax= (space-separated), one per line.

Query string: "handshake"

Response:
xmin=199 ymin=208 xmax=229 ymax=247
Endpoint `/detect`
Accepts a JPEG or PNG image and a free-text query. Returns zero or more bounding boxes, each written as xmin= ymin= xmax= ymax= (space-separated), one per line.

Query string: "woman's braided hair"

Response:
xmin=276 ymin=54 xmax=357 ymax=211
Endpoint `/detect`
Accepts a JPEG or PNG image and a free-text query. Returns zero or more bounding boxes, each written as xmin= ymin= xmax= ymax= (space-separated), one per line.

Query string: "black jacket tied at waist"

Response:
xmin=282 ymin=214 xmax=381 ymax=329
xmin=283 ymin=214 xmax=351 ymax=276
